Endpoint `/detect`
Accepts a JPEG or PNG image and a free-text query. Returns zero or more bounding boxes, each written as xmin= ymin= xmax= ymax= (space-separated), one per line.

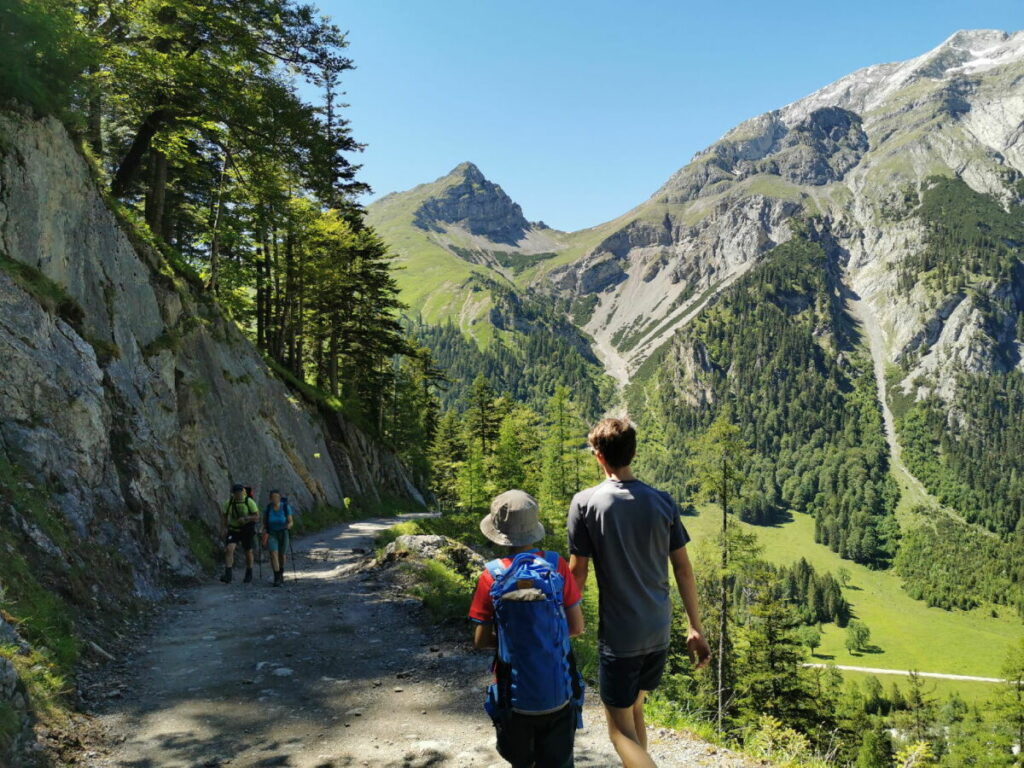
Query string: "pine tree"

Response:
xmin=538 ymin=386 xmax=585 ymax=520
xmin=687 ymin=409 xmax=751 ymax=734
xmin=997 ymin=637 xmax=1024 ymax=765
xmin=856 ymin=726 xmax=893 ymax=768
xmin=429 ymin=411 xmax=465 ymax=512
xmin=734 ymin=572 xmax=814 ymax=731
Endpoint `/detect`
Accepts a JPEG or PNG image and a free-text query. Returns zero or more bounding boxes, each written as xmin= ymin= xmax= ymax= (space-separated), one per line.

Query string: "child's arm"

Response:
xmin=669 ymin=546 xmax=711 ymax=669
xmin=473 ymin=622 xmax=497 ymax=649
xmin=565 ymin=603 xmax=584 ymax=638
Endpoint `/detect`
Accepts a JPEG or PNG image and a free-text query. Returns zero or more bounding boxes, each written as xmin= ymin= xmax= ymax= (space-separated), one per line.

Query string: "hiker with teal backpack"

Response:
xmin=469 ymin=490 xmax=586 ymax=768
xmin=221 ymin=483 xmax=259 ymax=583
xmin=261 ymin=490 xmax=293 ymax=586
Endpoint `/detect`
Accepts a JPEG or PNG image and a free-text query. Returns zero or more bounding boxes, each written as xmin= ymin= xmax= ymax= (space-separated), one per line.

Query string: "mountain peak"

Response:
xmin=447 ymin=161 xmax=485 ymax=182
xmin=413 ymin=163 xmax=530 ymax=244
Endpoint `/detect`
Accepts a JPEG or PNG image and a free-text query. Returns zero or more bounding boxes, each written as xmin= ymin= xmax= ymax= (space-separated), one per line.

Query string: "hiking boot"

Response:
xmin=273 ymin=570 xmax=284 ymax=587
xmin=220 ymin=567 xmax=232 ymax=584
xmin=243 ymin=568 xmax=253 ymax=584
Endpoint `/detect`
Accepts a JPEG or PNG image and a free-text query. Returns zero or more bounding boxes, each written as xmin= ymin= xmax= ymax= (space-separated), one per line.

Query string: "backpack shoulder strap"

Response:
xmin=485 ymin=558 xmax=507 ymax=581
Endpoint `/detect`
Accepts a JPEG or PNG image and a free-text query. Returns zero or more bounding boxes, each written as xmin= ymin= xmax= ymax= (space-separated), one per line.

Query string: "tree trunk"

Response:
xmin=208 ymin=155 xmax=227 ymax=295
xmin=328 ymin=332 xmax=339 ymax=397
xmin=256 ymin=232 xmax=267 ymax=350
xmin=111 ymin=108 xmax=172 ymax=198
xmin=87 ymin=89 xmax=103 ymax=156
xmin=145 ymin=150 xmax=168 ymax=234
xmin=717 ymin=458 xmax=729 ymax=735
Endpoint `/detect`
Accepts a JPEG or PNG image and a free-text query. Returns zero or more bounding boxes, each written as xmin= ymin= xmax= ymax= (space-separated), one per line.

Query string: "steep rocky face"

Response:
xmin=0 ymin=110 xmax=424 ymax=592
xmin=534 ymin=29 xmax=1024 ymax=388
xmin=413 ymin=161 xmax=532 ymax=244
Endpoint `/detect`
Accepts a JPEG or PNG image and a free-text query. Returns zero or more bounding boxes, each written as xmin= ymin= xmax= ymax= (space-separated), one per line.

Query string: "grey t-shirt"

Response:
xmin=567 ymin=478 xmax=690 ymax=658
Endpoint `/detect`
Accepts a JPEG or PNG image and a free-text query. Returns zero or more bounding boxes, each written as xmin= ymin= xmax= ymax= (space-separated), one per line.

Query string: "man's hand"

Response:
xmin=687 ymin=629 xmax=712 ymax=669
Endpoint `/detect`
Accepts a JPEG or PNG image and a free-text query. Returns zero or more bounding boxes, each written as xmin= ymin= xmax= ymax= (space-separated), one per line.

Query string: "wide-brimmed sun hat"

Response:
xmin=480 ymin=490 xmax=545 ymax=547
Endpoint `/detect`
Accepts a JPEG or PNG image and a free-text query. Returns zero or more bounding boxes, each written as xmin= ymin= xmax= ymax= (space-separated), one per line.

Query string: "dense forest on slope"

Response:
xmin=411 ymin=277 xmax=607 ymax=417
xmin=632 ymin=236 xmax=900 ymax=566
xmin=896 ymin=176 xmax=1024 ymax=301
xmin=899 ymin=372 xmax=1024 ymax=536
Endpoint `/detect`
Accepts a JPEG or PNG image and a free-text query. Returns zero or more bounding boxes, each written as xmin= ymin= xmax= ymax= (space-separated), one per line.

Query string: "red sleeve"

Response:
xmin=558 ymin=556 xmax=582 ymax=609
xmin=468 ymin=570 xmax=496 ymax=623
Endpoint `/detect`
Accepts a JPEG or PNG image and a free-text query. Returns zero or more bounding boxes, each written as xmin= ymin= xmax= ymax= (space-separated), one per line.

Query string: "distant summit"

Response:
xmin=411 ymin=162 xmax=531 ymax=244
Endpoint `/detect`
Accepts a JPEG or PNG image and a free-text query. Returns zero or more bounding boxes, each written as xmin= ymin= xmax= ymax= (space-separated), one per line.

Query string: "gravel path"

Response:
xmin=82 ymin=516 xmax=755 ymax=768
xmin=804 ymin=663 xmax=1005 ymax=683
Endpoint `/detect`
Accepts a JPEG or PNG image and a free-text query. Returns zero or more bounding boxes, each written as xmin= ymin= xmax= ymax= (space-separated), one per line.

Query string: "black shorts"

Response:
xmin=225 ymin=524 xmax=255 ymax=551
xmin=599 ymin=648 xmax=668 ymax=709
xmin=495 ymin=703 xmax=575 ymax=768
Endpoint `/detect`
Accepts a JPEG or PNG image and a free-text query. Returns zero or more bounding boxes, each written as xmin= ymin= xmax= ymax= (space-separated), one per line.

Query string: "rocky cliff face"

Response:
xmin=413 ymin=161 xmax=533 ymax=244
xmin=0 ymin=108 xmax=424 ymax=590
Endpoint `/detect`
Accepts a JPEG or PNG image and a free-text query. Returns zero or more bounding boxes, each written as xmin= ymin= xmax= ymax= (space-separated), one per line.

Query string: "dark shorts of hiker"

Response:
xmin=494 ymin=702 xmax=575 ymax=768
xmin=267 ymin=529 xmax=289 ymax=553
xmin=599 ymin=648 xmax=669 ymax=709
xmin=225 ymin=523 xmax=256 ymax=551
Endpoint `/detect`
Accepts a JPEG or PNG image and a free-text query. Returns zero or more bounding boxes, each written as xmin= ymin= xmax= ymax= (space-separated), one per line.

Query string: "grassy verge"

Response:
xmin=0 ymin=460 xmax=84 ymax=746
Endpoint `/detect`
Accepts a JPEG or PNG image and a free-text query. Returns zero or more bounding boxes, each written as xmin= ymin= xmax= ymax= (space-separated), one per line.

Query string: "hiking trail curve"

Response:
xmin=81 ymin=516 xmax=755 ymax=768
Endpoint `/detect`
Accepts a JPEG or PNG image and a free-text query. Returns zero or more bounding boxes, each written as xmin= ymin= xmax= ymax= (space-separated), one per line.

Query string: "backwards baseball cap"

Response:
xmin=231 ymin=483 xmax=245 ymax=493
xmin=479 ymin=490 xmax=545 ymax=547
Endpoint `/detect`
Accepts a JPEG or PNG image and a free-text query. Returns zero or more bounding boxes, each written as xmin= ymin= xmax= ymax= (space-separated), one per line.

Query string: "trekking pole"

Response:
xmin=257 ymin=528 xmax=263 ymax=581
xmin=288 ymin=533 xmax=297 ymax=581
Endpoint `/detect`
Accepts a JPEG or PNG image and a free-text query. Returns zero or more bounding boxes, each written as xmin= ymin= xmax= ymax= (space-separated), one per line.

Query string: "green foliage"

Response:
xmin=0 ymin=0 xmax=94 ymax=116
xmin=898 ymin=374 xmax=1024 ymax=537
xmin=743 ymin=715 xmax=819 ymax=768
xmin=412 ymin=295 xmax=605 ymax=419
xmin=845 ymin=620 xmax=871 ymax=654
xmin=856 ymin=726 xmax=894 ymax=768
xmin=0 ymin=699 xmax=19 ymax=751
xmin=896 ymin=177 xmax=1024 ymax=298
xmin=636 ymin=237 xmax=900 ymax=566
xmin=894 ymin=509 xmax=1023 ymax=612
xmin=183 ymin=519 xmax=219 ymax=572
xmin=0 ymin=252 xmax=85 ymax=331
xmin=996 ymin=637 xmax=1024 ymax=760
xmin=403 ymin=559 xmax=474 ymax=621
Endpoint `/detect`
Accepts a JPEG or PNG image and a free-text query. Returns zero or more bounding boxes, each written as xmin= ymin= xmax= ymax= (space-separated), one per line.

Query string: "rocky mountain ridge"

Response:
xmin=370 ymin=29 xmax=1024 ymax=399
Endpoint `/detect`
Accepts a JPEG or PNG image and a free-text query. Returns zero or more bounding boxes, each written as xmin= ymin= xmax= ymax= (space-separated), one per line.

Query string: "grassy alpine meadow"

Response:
xmin=682 ymin=506 xmax=1021 ymax=691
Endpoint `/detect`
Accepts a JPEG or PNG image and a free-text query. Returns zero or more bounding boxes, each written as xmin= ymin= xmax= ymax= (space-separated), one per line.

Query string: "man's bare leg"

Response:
xmin=633 ymin=690 xmax=649 ymax=750
xmin=605 ymin=698 xmax=657 ymax=768
xmin=224 ymin=542 xmax=236 ymax=566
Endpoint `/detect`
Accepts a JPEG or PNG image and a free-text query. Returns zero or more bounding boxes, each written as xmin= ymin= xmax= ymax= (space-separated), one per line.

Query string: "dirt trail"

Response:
xmin=84 ymin=517 xmax=752 ymax=768
xmin=803 ymin=664 xmax=1004 ymax=684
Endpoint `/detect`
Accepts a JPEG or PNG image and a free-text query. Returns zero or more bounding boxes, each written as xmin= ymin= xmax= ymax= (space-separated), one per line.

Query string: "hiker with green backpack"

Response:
xmin=469 ymin=490 xmax=586 ymax=768
xmin=220 ymin=483 xmax=260 ymax=584
xmin=261 ymin=490 xmax=294 ymax=586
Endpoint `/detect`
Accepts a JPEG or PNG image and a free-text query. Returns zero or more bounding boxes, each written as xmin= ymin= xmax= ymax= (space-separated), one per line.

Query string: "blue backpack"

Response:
xmin=483 ymin=551 xmax=585 ymax=726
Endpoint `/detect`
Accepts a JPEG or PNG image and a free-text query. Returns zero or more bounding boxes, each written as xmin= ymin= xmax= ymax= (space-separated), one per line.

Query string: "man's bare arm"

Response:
xmin=568 ymin=554 xmax=589 ymax=594
xmin=669 ymin=546 xmax=711 ymax=669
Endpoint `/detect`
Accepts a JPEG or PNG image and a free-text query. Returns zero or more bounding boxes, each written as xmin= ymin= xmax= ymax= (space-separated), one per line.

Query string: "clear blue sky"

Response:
xmin=317 ymin=0 xmax=1021 ymax=231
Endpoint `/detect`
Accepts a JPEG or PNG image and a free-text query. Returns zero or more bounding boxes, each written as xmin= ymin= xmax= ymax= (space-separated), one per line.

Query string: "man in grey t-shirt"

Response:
xmin=568 ymin=418 xmax=710 ymax=768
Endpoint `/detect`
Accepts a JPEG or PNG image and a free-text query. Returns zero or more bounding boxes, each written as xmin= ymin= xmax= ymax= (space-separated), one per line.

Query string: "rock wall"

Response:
xmin=0 ymin=108 xmax=425 ymax=595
